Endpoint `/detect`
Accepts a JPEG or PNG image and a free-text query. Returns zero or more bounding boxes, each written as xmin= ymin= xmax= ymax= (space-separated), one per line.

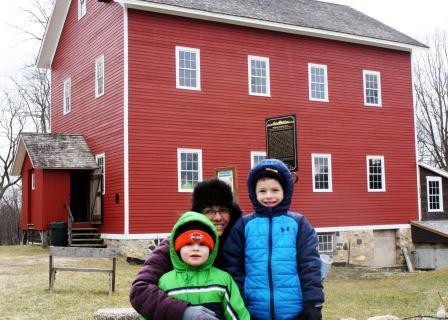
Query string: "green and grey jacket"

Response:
xmin=142 ymin=211 xmax=250 ymax=320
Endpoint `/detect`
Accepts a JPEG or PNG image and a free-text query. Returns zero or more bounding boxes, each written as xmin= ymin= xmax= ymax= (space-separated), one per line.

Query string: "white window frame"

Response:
xmin=318 ymin=233 xmax=334 ymax=253
xmin=250 ymin=151 xmax=266 ymax=168
xmin=31 ymin=173 xmax=35 ymax=190
xmin=248 ymin=55 xmax=270 ymax=97
xmin=96 ymin=153 xmax=106 ymax=195
xmin=177 ymin=148 xmax=203 ymax=192
xmin=363 ymin=70 xmax=382 ymax=107
xmin=95 ymin=55 xmax=105 ymax=98
xmin=312 ymin=153 xmax=333 ymax=192
xmin=366 ymin=155 xmax=386 ymax=192
xmin=427 ymin=176 xmax=443 ymax=212
xmin=63 ymin=78 xmax=71 ymax=115
xmin=308 ymin=63 xmax=329 ymax=102
xmin=78 ymin=0 xmax=87 ymax=19
xmin=176 ymin=46 xmax=201 ymax=90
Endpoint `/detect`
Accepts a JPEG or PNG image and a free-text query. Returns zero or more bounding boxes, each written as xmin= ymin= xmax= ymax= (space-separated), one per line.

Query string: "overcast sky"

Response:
xmin=1 ymin=0 xmax=448 ymax=83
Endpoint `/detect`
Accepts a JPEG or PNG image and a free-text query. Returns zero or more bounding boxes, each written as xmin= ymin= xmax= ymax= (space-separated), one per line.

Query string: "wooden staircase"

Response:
xmin=70 ymin=225 xmax=106 ymax=248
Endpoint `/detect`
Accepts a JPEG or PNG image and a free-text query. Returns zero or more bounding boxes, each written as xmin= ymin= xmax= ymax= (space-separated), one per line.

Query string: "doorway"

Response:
xmin=70 ymin=171 xmax=90 ymax=222
xmin=373 ymin=229 xmax=397 ymax=267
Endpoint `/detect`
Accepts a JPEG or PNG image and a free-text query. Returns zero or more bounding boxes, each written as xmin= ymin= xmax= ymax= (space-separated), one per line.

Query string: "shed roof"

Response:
xmin=137 ymin=0 xmax=425 ymax=48
xmin=11 ymin=133 xmax=98 ymax=176
xmin=411 ymin=220 xmax=448 ymax=239
xmin=418 ymin=163 xmax=448 ymax=179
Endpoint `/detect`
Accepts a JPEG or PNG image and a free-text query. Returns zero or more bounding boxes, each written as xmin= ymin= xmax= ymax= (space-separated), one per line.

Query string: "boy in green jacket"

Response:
xmin=141 ymin=211 xmax=249 ymax=320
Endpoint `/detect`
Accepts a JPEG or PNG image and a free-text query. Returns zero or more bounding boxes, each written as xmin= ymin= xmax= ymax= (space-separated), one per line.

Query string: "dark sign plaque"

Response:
xmin=265 ymin=114 xmax=298 ymax=171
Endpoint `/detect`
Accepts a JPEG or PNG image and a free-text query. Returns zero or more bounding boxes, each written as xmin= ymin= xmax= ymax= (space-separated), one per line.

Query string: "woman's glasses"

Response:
xmin=203 ymin=207 xmax=230 ymax=217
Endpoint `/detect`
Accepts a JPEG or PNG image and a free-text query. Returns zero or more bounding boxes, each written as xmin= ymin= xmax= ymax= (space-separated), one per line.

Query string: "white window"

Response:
xmin=96 ymin=153 xmax=105 ymax=195
xmin=95 ymin=55 xmax=105 ymax=98
xmin=363 ymin=70 xmax=381 ymax=106
xmin=78 ymin=0 xmax=87 ymax=19
xmin=318 ymin=233 xmax=334 ymax=252
xmin=31 ymin=173 xmax=35 ymax=190
xmin=176 ymin=47 xmax=200 ymax=90
xmin=427 ymin=176 xmax=443 ymax=212
xmin=248 ymin=56 xmax=270 ymax=96
xmin=177 ymin=149 xmax=203 ymax=192
xmin=251 ymin=151 xmax=266 ymax=168
xmin=367 ymin=156 xmax=385 ymax=192
xmin=308 ymin=63 xmax=328 ymax=102
xmin=63 ymin=78 xmax=71 ymax=115
xmin=312 ymin=154 xmax=332 ymax=192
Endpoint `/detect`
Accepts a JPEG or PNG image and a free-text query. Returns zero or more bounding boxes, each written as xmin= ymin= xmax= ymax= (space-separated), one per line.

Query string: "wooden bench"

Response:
xmin=49 ymin=247 xmax=117 ymax=295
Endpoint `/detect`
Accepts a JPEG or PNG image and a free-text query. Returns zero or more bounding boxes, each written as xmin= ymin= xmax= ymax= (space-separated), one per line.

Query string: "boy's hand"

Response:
xmin=298 ymin=302 xmax=322 ymax=320
xmin=182 ymin=306 xmax=219 ymax=320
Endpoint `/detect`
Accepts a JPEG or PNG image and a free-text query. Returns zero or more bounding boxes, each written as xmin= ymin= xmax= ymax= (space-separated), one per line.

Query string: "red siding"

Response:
xmin=51 ymin=0 xmax=124 ymax=233
xmin=127 ymin=10 xmax=418 ymax=233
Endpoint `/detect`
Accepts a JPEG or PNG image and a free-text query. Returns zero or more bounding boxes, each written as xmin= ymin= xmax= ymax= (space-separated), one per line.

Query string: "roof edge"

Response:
xmin=11 ymin=137 xmax=33 ymax=176
xmin=37 ymin=0 xmax=71 ymax=69
xmin=118 ymin=0 xmax=425 ymax=52
xmin=418 ymin=162 xmax=448 ymax=179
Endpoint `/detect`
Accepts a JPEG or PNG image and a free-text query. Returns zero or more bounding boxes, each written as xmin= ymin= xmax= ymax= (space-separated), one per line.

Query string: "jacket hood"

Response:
xmin=169 ymin=211 xmax=219 ymax=272
xmin=247 ymin=159 xmax=294 ymax=215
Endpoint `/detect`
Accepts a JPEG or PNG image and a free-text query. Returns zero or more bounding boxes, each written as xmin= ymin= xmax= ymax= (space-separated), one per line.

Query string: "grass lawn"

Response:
xmin=1 ymin=245 xmax=447 ymax=319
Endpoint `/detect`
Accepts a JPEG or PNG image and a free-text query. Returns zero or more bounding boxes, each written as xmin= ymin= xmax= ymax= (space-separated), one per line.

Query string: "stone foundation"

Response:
xmin=103 ymin=227 xmax=413 ymax=267
xmin=104 ymin=238 xmax=163 ymax=261
xmin=325 ymin=228 xmax=412 ymax=267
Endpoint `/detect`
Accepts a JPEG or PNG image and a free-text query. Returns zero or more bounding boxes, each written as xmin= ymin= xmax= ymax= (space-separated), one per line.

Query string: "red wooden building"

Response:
xmin=13 ymin=0 xmax=426 ymax=266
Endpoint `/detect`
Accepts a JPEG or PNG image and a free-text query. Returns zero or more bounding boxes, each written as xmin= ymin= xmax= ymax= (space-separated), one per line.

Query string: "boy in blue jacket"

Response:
xmin=223 ymin=159 xmax=324 ymax=320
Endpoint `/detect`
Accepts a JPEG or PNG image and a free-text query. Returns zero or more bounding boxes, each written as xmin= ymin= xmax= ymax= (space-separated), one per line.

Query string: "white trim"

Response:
xmin=413 ymin=52 xmax=422 ymax=220
xmin=250 ymin=151 xmax=266 ymax=168
xmin=248 ymin=55 xmax=270 ymax=97
xmin=312 ymin=153 xmax=332 ymax=192
xmin=31 ymin=173 xmax=36 ymax=190
xmin=426 ymin=176 xmax=444 ymax=212
xmin=175 ymin=46 xmax=201 ymax=90
xmin=177 ymin=148 xmax=203 ymax=192
xmin=95 ymin=54 xmax=105 ymax=98
xmin=63 ymin=78 xmax=71 ymax=115
xmin=363 ymin=70 xmax=382 ymax=107
xmin=123 ymin=7 xmax=130 ymax=235
xmin=308 ymin=63 xmax=329 ymax=102
xmin=316 ymin=224 xmax=410 ymax=233
xmin=101 ymin=233 xmax=170 ymax=240
xmin=95 ymin=153 xmax=106 ymax=195
xmin=117 ymin=0 xmax=422 ymax=53
xmin=78 ymin=0 xmax=87 ymax=19
xmin=366 ymin=155 xmax=386 ymax=192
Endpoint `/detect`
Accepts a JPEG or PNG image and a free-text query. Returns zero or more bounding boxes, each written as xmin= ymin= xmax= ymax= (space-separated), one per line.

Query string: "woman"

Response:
xmin=130 ymin=179 xmax=242 ymax=320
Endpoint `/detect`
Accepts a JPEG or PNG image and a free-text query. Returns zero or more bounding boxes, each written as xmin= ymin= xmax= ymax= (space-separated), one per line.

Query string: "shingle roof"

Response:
xmin=139 ymin=0 xmax=425 ymax=47
xmin=16 ymin=133 xmax=98 ymax=171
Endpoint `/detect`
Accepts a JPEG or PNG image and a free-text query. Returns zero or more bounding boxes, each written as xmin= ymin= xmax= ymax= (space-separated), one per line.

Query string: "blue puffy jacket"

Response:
xmin=222 ymin=159 xmax=324 ymax=320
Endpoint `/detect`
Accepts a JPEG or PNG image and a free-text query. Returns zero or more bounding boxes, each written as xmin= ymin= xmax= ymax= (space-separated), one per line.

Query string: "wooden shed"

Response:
xmin=11 ymin=133 xmax=100 ymax=242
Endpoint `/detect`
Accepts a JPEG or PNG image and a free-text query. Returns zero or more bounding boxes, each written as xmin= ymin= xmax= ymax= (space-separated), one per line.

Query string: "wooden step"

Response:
xmin=72 ymin=227 xmax=98 ymax=231
xmin=72 ymin=233 xmax=101 ymax=237
xmin=72 ymin=238 xmax=104 ymax=242
xmin=70 ymin=243 xmax=107 ymax=248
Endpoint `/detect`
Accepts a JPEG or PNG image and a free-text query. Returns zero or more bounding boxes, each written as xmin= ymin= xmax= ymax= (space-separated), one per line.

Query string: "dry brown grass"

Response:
xmin=1 ymin=245 xmax=447 ymax=319
xmin=0 ymin=245 xmax=140 ymax=320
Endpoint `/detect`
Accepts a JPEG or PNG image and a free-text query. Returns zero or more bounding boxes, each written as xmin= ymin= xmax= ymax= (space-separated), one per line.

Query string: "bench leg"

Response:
xmin=50 ymin=269 xmax=56 ymax=293
xmin=108 ymin=272 xmax=112 ymax=295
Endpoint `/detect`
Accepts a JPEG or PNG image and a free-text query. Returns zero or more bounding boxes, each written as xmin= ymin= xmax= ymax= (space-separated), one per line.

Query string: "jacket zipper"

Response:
xmin=268 ymin=216 xmax=275 ymax=320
